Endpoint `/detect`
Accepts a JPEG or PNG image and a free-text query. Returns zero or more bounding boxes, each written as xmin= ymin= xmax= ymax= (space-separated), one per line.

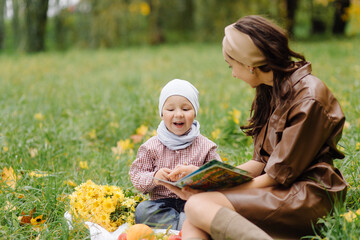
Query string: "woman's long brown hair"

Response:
xmin=233 ymin=15 xmax=306 ymax=137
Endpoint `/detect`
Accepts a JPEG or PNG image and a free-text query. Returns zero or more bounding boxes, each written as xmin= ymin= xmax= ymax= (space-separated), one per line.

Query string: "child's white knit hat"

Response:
xmin=159 ymin=79 xmax=199 ymax=117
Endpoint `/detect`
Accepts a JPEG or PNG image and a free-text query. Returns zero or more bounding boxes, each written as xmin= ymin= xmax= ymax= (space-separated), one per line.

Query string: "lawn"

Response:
xmin=0 ymin=37 xmax=360 ymax=239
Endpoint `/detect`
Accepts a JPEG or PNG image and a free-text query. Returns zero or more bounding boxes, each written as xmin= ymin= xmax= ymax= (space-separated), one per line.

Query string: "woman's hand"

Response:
xmin=167 ymin=164 xmax=199 ymax=181
xmin=159 ymin=182 xmax=202 ymax=200
xmin=153 ymin=168 xmax=172 ymax=185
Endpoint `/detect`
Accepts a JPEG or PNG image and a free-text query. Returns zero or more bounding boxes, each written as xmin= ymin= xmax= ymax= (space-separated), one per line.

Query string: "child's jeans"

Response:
xmin=135 ymin=198 xmax=186 ymax=230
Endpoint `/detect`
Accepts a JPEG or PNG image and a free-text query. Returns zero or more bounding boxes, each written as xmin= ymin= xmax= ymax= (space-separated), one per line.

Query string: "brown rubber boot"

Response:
xmin=210 ymin=207 xmax=273 ymax=240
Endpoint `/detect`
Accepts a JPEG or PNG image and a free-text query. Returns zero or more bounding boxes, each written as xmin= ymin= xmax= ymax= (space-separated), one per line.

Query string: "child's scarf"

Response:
xmin=157 ymin=120 xmax=200 ymax=150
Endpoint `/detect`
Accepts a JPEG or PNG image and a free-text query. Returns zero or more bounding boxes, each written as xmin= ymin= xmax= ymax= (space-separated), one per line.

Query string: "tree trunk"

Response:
xmin=25 ymin=0 xmax=49 ymax=53
xmin=12 ymin=0 xmax=21 ymax=49
xmin=0 ymin=0 xmax=5 ymax=50
xmin=179 ymin=0 xmax=194 ymax=31
xmin=332 ymin=0 xmax=350 ymax=34
xmin=148 ymin=0 xmax=165 ymax=45
xmin=311 ymin=1 xmax=327 ymax=34
xmin=53 ymin=0 xmax=66 ymax=50
xmin=285 ymin=0 xmax=298 ymax=36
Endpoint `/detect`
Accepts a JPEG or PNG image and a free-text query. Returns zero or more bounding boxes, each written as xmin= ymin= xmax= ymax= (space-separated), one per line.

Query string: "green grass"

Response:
xmin=0 ymin=38 xmax=360 ymax=239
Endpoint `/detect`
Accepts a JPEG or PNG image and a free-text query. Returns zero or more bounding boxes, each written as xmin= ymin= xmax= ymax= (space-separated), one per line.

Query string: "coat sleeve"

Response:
xmin=129 ymin=144 xmax=157 ymax=194
xmin=264 ymin=99 xmax=343 ymax=186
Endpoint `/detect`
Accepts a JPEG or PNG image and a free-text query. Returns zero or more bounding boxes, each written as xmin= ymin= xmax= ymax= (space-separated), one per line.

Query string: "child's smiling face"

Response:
xmin=161 ymin=95 xmax=196 ymax=136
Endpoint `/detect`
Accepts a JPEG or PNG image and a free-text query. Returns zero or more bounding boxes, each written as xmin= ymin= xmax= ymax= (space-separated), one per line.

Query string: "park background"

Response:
xmin=0 ymin=0 xmax=360 ymax=239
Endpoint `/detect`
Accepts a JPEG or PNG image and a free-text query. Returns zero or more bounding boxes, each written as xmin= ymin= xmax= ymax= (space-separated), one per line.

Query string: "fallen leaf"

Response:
xmin=20 ymin=207 xmax=36 ymax=225
xmin=1 ymin=167 xmax=17 ymax=189
xmin=31 ymin=215 xmax=46 ymax=226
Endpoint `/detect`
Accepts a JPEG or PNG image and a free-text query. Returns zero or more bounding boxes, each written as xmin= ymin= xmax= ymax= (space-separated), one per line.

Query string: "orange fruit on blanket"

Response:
xmin=118 ymin=233 xmax=127 ymax=240
xmin=127 ymin=224 xmax=155 ymax=240
xmin=168 ymin=235 xmax=182 ymax=240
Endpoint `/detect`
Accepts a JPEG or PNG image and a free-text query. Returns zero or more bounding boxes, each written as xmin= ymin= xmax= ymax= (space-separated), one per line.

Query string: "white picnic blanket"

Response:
xmin=64 ymin=211 xmax=179 ymax=240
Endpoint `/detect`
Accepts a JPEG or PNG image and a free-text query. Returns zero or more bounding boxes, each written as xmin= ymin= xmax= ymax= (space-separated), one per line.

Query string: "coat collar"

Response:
xmin=289 ymin=61 xmax=312 ymax=86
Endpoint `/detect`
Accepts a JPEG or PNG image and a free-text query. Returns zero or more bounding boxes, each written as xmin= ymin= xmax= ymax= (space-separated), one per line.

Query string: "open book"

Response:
xmin=154 ymin=160 xmax=253 ymax=191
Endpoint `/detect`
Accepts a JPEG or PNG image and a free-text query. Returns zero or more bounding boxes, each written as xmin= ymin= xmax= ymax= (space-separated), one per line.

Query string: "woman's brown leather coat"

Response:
xmin=224 ymin=62 xmax=347 ymax=239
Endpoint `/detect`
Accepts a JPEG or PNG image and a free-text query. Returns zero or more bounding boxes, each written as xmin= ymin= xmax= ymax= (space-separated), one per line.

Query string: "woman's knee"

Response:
xmin=185 ymin=192 xmax=233 ymax=214
xmin=184 ymin=193 xmax=207 ymax=215
xmin=185 ymin=192 xmax=222 ymax=221
xmin=184 ymin=192 xmax=232 ymax=233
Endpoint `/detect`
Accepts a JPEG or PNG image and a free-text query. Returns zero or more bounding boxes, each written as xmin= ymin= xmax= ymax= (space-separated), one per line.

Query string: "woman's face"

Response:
xmin=223 ymin=52 xmax=272 ymax=88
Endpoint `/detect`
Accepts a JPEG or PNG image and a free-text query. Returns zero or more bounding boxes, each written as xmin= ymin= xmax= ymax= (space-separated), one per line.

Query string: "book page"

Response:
xmin=152 ymin=177 xmax=178 ymax=186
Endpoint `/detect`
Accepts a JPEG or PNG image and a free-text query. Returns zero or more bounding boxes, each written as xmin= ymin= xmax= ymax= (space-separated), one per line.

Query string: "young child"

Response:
xmin=129 ymin=79 xmax=221 ymax=230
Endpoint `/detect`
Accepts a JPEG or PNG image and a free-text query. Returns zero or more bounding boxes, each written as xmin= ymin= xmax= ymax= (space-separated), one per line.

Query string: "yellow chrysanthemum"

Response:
xmin=64 ymin=180 xmax=77 ymax=187
xmin=86 ymin=189 xmax=95 ymax=198
xmin=231 ymin=109 xmax=241 ymax=125
xmin=103 ymin=198 xmax=116 ymax=213
xmin=113 ymin=192 xmax=125 ymax=202
xmin=87 ymin=129 xmax=97 ymax=139
xmin=69 ymin=180 xmax=145 ymax=232
xmin=342 ymin=211 xmax=357 ymax=222
xmin=356 ymin=142 xmax=360 ymax=151
xmin=211 ymin=128 xmax=221 ymax=140
xmin=356 ymin=208 xmax=360 ymax=216
xmin=79 ymin=161 xmax=88 ymax=169
xmin=104 ymin=185 xmax=112 ymax=194
xmin=140 ymin=2 xmax=150 ymax=16
xmin=124 ymin=198 xmax=135 ymax=207
xmin=100 ymin=213 xmax=108 ymax=222
xmin=111 ymin=139 xmax=133 ymax=155
xmin=92 ymin=200 xmax=101 ymax=209
xmin=109 ymin=122 xmax=119 ymax=128
xmin=136 ymin=125 xmax=148 ymax=136
xmin=34 ymin=113 xmax=45 ymax=121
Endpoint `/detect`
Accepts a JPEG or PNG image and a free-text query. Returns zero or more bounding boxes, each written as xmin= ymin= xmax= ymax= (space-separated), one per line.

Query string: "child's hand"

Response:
xmin=153 ymin=168 xmax=172 ymax=185
xmin=168 ymin=165 xmax=199 ymax=181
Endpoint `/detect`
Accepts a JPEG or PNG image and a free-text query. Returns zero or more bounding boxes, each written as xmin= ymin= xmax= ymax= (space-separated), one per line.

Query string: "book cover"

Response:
xmin=154 ymin=160 xmax=253 ymax=191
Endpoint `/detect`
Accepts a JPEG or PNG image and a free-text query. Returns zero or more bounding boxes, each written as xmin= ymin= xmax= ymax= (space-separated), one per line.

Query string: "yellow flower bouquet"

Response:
xmin=68 ymin=180 xmax=145 ymax=232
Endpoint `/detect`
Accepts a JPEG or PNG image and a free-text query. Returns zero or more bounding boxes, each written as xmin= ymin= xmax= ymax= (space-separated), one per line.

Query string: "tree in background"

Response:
xmin=53 ymin=0 xmax=67 ymax=50
xmin=344 ymin=0 xmax=360 ymax=34
xmin=24 ymin=0 xmax=49 ymax=52
xmin=147 ymin=0 xmax=164 ymax=44
xmin=1 ymin=0 xmax=359 ymax=52
xmin=311 ymin=0 xmax=329 ymax=34
xmin=11 ymin=0 xmax=21 ymax=49
xmin=285 ymin=0 xmax=298 ymax=35
xmin=148 ymin=0 xmax=194 ymax=44
xmin=0 ymin=0 xmax=5 ymax=50
xmin=310 ymin=0 xmax=351 ymax=35
xmin=333 ymin=0 xmax=351 ymax=34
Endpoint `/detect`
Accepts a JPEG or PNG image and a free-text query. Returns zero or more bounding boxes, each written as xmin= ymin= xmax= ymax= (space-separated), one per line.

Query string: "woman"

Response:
xmin=161 ymin=15 xmax=347 ymax=240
